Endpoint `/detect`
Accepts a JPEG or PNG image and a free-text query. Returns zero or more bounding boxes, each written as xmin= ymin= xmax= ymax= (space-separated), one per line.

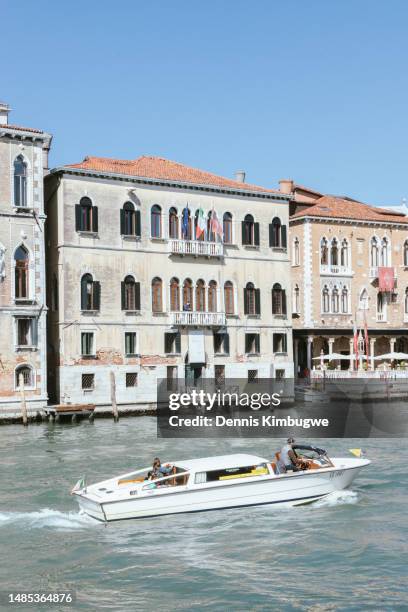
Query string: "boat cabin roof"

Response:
xmin=174 ymin=453 xmax=267 ymax=473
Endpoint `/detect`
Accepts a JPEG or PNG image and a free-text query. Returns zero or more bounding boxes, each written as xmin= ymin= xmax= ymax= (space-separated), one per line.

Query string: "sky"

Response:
xmin=1 ymin=0 xmax=408 ymax=206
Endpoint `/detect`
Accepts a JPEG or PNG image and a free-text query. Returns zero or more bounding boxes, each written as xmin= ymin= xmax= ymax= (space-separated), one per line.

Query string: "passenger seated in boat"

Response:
xmin=152 ymin=458 xmax=177 ymax=484
xmin=280 ymin=437 xmax=302 ymax=472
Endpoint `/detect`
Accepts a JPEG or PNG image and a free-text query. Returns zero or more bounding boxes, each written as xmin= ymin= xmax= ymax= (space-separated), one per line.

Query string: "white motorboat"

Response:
xmin=72 ymin=446 xmax=370 ymax=522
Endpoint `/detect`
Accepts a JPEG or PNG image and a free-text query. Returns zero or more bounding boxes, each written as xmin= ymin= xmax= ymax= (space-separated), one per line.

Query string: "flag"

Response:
xmin=353 ymin=319 xmax=359 ymax=369
xmin=378 ymin=267 xmax=394 ymax=292
xmin=70 ymin=477 xmax=86 ymax=494
xmin=181 ymin=206 xmax=189 ymax=239
xmin=195 ymin=208 xmax=206 ymax=239
xmin=210 ymin=209 xmax=223 ymax=238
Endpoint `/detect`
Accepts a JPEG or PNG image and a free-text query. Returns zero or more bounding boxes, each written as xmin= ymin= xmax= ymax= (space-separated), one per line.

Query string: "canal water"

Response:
xmin=0 ymin=418 xmax=407 ymax=611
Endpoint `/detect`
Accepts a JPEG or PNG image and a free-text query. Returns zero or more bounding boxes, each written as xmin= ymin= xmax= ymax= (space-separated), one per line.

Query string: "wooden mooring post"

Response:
xmin=19 ymin=374 xmax=28 ymax=426
xmin=110 ymin=370 xmax=119 ymax=422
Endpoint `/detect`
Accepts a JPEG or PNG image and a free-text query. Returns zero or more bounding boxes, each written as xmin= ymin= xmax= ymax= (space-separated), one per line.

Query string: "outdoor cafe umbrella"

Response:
xmin=312 ymin=353 xmax=367 ymax=360
xmin=373 ymin=352 xmax=408 ymax=360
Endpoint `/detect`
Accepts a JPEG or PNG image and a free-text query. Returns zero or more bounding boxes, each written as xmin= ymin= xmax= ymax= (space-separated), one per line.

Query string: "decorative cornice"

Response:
xmin=289 ymin=214 xmax=408 ymax=230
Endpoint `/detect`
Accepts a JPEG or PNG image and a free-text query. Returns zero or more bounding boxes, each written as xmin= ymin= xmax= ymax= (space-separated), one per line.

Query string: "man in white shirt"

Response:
xmin=280 ymin=437 xmax=300 ymax=472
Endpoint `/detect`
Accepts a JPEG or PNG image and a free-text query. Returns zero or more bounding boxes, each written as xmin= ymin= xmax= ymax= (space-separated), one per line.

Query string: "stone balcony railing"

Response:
xmin=170 ymin=239 xmax=224 ymax=258
xmin=404 ymin=313 xmax=408 ymax=323
xmin=376 ymin=312 xmax=386 ymax=322
xmin=320 ymin=264 xmax=351 ymax=275
xmin=171 ymin=311 xmax=226 ymax=326
xmin=369 ymin=266 xmax=397 ymax=279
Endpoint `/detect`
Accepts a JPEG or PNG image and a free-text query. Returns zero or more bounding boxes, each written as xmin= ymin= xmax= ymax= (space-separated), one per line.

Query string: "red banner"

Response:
xmin=378 ymin=267 xmax=394 ymax=292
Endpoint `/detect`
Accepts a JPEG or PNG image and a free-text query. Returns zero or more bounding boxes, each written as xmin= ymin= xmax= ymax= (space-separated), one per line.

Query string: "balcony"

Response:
xmin=370 ymin=266 xmax=397 ymax=279
xmin=376 ymin=312 xmax=386 ymax=322
xmin=170 ymin=239 xmax=224 ymax=258
xmin=404 ymin=313 xmax=408 ymax=323
xmin=171 ymin=311 xmax=226 ymax=326
xmin=320 ymin=264 xmax=351 ymax=276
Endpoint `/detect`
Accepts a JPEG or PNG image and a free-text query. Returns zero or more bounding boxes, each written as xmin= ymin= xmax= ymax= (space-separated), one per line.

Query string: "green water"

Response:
xmin=0 ymin=419 xmax=407 ymax=611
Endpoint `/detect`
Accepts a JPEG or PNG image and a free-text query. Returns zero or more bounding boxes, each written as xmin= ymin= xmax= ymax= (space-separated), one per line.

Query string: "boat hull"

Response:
xmin=76 ymin=459 xmax=368 ymax=522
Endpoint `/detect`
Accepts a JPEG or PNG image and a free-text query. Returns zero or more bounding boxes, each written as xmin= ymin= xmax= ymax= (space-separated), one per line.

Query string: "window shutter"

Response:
xmin=135 ymin=210 xmax=141 ymax=237
xmin=94 ymin=281 xmax=101 ymax=310
xmin=254 ymin=223 xmax=260 ymax=246
xmin=245 ymin=335 xmax=250 ymax=353
xmin=241 ymin=221 xmax=246 ymax=245
xmin=135 ymin=282 xmax=141 ymax=310
xmin=120 ymin=208 xmax=125 ymax=235
xmin=281 ymin=225 xmax=287 ymax=248
xmin=121 ymin=281 xmax=126 ymax=310
xmin=255 ymin=334 xmax=260 ymax=354
xmin=80 ymin=279 xmax=87 ymax=310
xmin=243 ymin=288 xmax=249 ymax=315
xmin=224 ymin=333 xmax=230 ymax=355
xmin=75 ymin=204 xmax=81 ymax=231
xmin=175 ymin=332 xmax=181 ymax=354
xmin=92 ymin=206 xmax=98 ymax=233
xmin=255 ymin=288 xmax=261 ymax=314
xmin=282 ymin=290 xmax=287 ymax=315
xmin=283 ymin=334 xmax=287 ymax=352
xmin=269 ymin=223 xmax=274 ymax=247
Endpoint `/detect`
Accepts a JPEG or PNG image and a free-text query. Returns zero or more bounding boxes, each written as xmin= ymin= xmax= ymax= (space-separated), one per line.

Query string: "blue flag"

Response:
xmin=182 ymin=206 xmax=189 ymax=238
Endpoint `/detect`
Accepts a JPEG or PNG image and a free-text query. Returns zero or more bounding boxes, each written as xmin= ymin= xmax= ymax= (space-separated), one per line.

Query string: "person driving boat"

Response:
xmin=279 ymin=437 xmax=308 ymax=472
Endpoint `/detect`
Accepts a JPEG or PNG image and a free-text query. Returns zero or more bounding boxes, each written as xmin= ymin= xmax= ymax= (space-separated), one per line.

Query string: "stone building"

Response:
xmin=280 ymin=180 xmax=408 ymax=374
xmin=0 ymin=102 xmax=52 ymax=414
xmin=45 ymin=156 xmax=293 ymax=408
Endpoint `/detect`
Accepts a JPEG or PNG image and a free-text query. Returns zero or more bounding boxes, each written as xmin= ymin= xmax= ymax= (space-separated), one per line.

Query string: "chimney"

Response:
xmin=0 ymin=101 xmax=10 ymax=125
xmin=279 ymin=179 xmax=294 ymax=194
xmin=235 ymin=170 xmax=246 ymax=183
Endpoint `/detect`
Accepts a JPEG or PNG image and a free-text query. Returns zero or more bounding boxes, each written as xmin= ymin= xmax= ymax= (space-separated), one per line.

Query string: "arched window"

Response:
xmin=121 ymin=202 xmax=140 ymax=237
xmin=320 ymin=238 xmax=329 ymax=266
xmin=195 ymin=280 xmax=206 ymax=312
xmin=15 ymin=364 xmax=33 ymax=388
xmin=14 ymin=155 xmax=28 ymax=207
xmin=371 ymin=237 xmax=379 ymax=267
xmin=332 ymin=286 xmax=339 ymax=313
xmin=183 ymin=279 xmax=193 ymax=310
xmin=76 ymin=196 xmax=98 ymax=233
xmin=405 ymin=288 xmax=408 ymax=314
xmin=151 ymin=205 xmax=162 ymax=238
xmin=245 ymin=282 xmax=256 ymax=315
xmin=224 ymin=281 xmax=234 ymax=315
xmin=121 ymin=275 xmax=140 ymax=311
xmin=170 ymin=277 xmax=180 ymax=311
xmin=152 ymin=277 xmax=163 ymax=312
xmin=293 ymin=284 xmax=300 ymax=314
xmin=331 ymin=238 xmax=339 ymax=266
xmin=14 ymin=245 xmax=29 ymax=299
xmin=404 ymin=240 xmax=408 ymax=266
xmin=293 ymin=237 xmax=300 ymax=266
xmin=340 ymin=239 xmax=349 ymax=268
xmin=223 ymin=212 xmax=233 ymax=244
xmin=169 ymin=207 xmax=178 ymax=239
xmin=269 ymin=217 xmax=286 ymax=248
xmin=242 ymin=214 xmax=255 ymax=246
xmin=272 ymin=283 xmax=286 ymax=315
xmin=359 ymin=288 xmax=369 ymax=310
xmin=341 ymin=287 xmax=349 ymax=313
xmin=81 ymin=273 xmax=100 ymax=311
xmin=208 ymin=281 xmax=217 ymax=312
xmin=322 ymin=285 xmax=330 ymax=313
xmin=381 ymin=237 xmax=389 ymax=266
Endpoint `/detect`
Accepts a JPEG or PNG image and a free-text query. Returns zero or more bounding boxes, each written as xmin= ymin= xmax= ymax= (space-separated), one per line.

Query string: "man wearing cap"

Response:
xmin=280 ymin=437 xmax=301 ymax=472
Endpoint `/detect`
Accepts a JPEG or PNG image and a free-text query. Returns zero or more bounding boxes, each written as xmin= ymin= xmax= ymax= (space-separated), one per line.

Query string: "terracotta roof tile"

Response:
xmin=65 ymin=155 xmax=281 ymax=194
xmin=1 ymin=124 xmax=44 ymax=134
xmin=291 ymin=195 xmax=408 ymax=225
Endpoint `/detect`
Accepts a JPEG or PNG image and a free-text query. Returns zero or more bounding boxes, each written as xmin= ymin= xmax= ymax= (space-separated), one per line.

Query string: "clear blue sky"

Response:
xmin=1 ymin=0 xmax=407 ymax=205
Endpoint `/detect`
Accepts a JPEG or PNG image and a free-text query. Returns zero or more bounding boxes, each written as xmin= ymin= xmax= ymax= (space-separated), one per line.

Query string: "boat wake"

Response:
xmin=312 ymin=490 xmax=359 ymax=508
xmin=0 ymin=508 xmax=99 ymax=530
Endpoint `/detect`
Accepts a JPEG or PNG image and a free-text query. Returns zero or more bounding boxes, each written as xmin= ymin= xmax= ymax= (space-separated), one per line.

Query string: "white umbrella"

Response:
xmin=374 ymin=352 xmax=408 ymax=360
xmin=313 ymin=353 xmax=367 ymax=361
